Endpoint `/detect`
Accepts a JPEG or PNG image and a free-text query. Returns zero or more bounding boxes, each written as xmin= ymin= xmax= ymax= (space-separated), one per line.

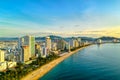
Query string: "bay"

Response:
xmin=40 ymin=43 xmax=120 ymax=80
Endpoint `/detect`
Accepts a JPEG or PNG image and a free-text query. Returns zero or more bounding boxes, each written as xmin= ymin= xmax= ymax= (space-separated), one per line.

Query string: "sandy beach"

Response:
xmin=21 ymin=47 xmax=86 ymax=80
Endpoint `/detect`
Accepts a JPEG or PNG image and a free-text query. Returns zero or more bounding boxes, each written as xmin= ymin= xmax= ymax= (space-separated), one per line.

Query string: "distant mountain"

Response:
xmin=63 ymin=37 xmax=96 ymax=42
xmin=49 ymin=35 xmax=62 ymax=39
xmin=0 ymin=36 xmax=119 ymax=42
xmin=79 ymin=37 xmax=95 ymax=41
xmin=35 ymin=35 xmax=63 ymax=41
xmin=96 ymin=36 xmax=119 ymax=41
xmin=0 ymin=37 xmax=18 ymax=41
xmin=0 ymin=35 xmax=63 ymax=42
xmin=35 ymin=37 xmax=45 ymax=41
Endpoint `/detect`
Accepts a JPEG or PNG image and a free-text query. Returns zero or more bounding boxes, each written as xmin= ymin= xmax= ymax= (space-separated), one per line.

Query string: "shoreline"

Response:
xmin=21 ymin=46 xmax=88 ymax=80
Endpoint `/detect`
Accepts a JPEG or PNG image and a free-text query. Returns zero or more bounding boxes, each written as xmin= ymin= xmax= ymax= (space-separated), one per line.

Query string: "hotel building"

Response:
xmin=19 ymin=35 xmax=35 ymax=62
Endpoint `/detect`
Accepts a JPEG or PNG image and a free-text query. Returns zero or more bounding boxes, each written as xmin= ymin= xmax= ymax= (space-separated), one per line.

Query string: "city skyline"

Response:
xmin=0 ymin=0 xmax=120 ymax=37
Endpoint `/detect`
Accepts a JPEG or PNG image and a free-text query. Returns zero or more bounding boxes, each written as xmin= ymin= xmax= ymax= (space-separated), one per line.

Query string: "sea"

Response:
xmin=40 ymin=43 xmax=120 ymax=80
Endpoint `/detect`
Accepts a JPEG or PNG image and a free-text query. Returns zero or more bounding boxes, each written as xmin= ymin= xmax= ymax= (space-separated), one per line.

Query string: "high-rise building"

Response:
xmin=21 ymin=45 xmax=29 ymax=62
xmin=30 ymin=36 xmax=35 ymax=57
xmin=69 ymin=39 xmax=75 ymax=48
xmin=45 ymin=37 xmax=51 ymax=50
xmin=41 ymin=43 xmax=47 ymax=58
xmin=45 ymin=37 xmax=51 ymax=55
xmin=35 ymin=44 xmax=41 ymax=57
xmin=57 ymin=39 xmax=66 ymax=50
xmin=69 ymin=39 xmax=79 ymax=48
xmin=74 ymin=39 xmax=79 ymax=48
xmin=0 ymin=50 xmax=5 ymax=62
xmin=51 ymin=42 xmax=57 ymax=51
xmin=41 ymin=47 xmax=47 ymax=58
xmin=19 ymin=35 xmax=35 ymax=62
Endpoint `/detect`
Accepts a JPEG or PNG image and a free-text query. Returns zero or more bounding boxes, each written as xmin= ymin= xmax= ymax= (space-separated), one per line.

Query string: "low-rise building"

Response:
xmin=0 ymin=61 xmax=17 ymax=71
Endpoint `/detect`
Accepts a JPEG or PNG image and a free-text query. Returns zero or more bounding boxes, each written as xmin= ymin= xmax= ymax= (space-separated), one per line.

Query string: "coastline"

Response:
xmin=21 ymin=46 xmax=88 ymax=80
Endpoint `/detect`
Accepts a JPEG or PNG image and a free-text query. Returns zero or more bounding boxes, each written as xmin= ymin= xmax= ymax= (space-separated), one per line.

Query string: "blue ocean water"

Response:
xmin=40 ymin=43 xmax=120 ymax=80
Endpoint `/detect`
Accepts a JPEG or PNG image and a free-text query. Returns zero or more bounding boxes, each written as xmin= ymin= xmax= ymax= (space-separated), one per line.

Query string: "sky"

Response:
xmin=0 ymin=0 xmax=120 ymax=37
